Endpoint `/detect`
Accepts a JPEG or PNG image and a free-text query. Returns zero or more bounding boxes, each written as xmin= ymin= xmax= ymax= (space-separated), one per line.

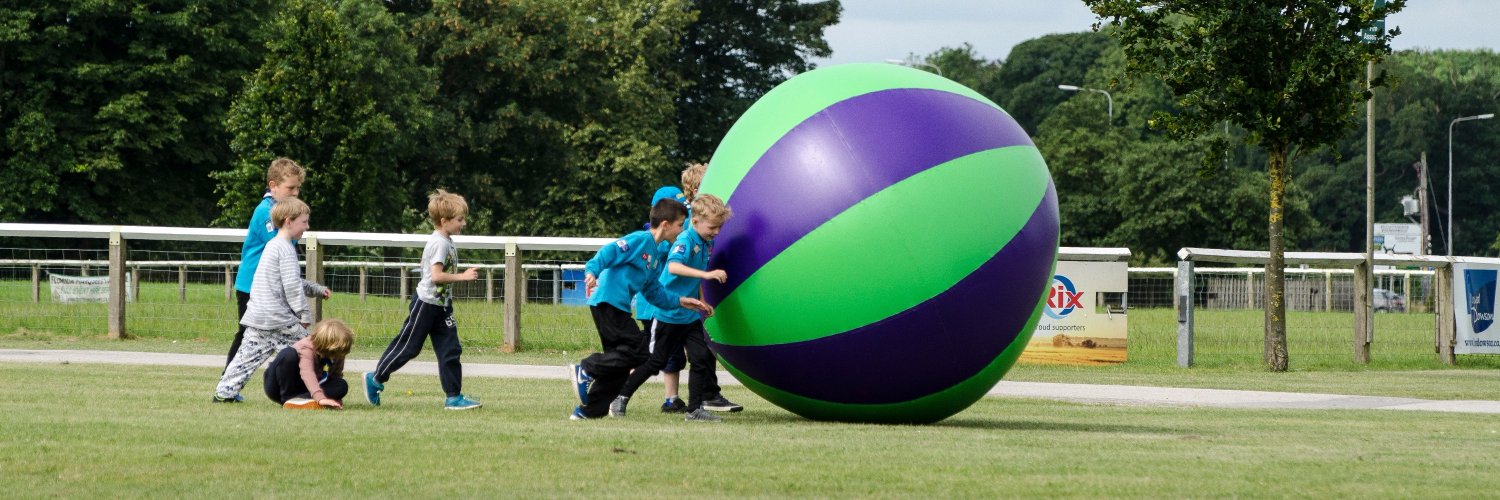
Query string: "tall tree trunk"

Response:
xmin=1264 ymin=145 xmax=1290 ymax=371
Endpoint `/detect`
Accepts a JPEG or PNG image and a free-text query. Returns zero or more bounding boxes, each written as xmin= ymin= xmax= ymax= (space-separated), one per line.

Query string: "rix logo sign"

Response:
xmin=1043 ymin=274 xmax=1083 ymax=320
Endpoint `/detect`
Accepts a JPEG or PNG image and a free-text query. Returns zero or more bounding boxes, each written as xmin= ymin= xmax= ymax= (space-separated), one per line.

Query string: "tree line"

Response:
xmin=1 ymin=0 xmax=840 ymax=239
xmin=916 ymin=32 xmax=1499 ymax=263
xmin=6 ymin=1 xmax=1499 ymax=262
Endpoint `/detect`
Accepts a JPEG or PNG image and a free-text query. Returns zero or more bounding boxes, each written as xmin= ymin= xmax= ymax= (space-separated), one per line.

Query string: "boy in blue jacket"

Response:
xmin=568 ymin=199 xmax=712 ymax=420
xmin=610 ymin=194 xmax=738 ymax=422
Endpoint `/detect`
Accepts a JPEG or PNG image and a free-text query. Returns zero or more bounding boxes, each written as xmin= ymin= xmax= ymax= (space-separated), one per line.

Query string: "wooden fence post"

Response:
xmin=399 ymin=267 xmax=408 ymax=302
xmin=178 ymin=265 xmax=188 ymax=303
xmin=1176 ymin=260 xmax=1195 ymax=368
xmin=1324 ymin=271 xmax=1333 ymax=311
xmin=358 ymin=267 xmax=367 ymax=302
xmin=503 ymin=239 xmax=521 ymax=353
xmin=1435 ymin=264 xmax=1456 ymax=365
xmin=108 ymin=228 xmax=127 ymax=339
xmin=1353 ymin=261 xmax=1372 ymax=364
xmin=31 ymin=264 xmax=40 ymax=303
xmin=131 ymin=267 xmax=140 ymax=304
xmin=224 ymin=264 xmax=233 ymax=302
xmin=486 ymin=268 xmax=495 ymax=303
xmin=305 ymin=235 xmax=323 ymax=323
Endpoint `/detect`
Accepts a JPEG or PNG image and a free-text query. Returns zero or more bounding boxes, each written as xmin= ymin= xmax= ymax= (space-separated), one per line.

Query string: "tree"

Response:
xmin=216 ymin=0 xmax=433 ymax=233
xmin=1085 ymin=0 xmax=1406 ymax=370
xmin=670 ymin=0 xmax=841 ymax=168
xmin=409 ymin=0 xmax=696 ymax=236
xmin=1036 ymin=45 xmax=1318 ymax=265
xmin=1 ymin=0 xmax=272 ymax=225
xmin=988 ymin=32 xmax=1114 ymax=134
xmin=908 ymin=43 xmax=1003 ymax=98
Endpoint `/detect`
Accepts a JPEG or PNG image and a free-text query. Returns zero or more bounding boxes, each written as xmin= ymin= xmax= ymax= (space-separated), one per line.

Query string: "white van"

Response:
xmin=1373 ymin=288 xmax=1406 ymax=312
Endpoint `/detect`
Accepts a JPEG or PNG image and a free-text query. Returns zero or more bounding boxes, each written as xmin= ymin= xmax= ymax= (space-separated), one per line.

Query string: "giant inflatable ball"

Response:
xmin=699 ymin=63 xmax=1059 ymax=423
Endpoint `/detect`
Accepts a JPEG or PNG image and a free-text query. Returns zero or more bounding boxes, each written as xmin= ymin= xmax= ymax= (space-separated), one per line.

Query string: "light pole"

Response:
xmin=1447 ymin=113 xmax=1495 ymax=257
xmin=883 ymin=59 xmax=943 ymax=77
xmin=1057 ymin=84 xmax=1113 ymax=122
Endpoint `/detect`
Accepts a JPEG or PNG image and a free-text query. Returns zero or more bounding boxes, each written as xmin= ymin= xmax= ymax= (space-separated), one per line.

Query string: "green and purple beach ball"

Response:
xmin=700 ymin=63 xmax=1059 ymax=424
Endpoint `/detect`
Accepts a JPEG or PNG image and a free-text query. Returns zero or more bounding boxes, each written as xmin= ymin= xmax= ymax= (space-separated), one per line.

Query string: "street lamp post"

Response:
xmin=1057 ymin=84 xmax=1113 ymax=122
xmin=1447 ymin=113 xmax=1495 ymax=257
xmin=883 ymin=59 xmax=943 ymax=77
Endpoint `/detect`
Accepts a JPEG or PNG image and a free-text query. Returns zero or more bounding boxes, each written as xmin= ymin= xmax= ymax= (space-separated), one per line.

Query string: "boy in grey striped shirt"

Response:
xmin=214 ymin=197 xmax=331 ymax=403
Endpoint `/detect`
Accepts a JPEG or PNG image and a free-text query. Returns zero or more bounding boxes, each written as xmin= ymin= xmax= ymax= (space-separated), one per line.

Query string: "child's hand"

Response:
xmin=704 ymin=269 xmax=727 ymax=283
xmin=584 ymin=274 xmax=598 ymax=298
xmin=682 ymin=297 xmax=714 ymax=318
xmin=322 ymin=289 xmax=332 ymax=299
xmin=319 ymin=398 xmax=342 ymax=410
xmin=460 ymin=267 xmax=479 ymax=281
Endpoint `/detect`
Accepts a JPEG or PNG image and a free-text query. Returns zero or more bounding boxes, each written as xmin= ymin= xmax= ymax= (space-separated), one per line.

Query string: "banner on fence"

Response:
xmin=1019 ymin=260 xmax=1128 ymax=366
xmin=48 ymin=273 xmax=133 ymax=304
xmin=1454 ymin=262 xmax=1500 ymax=354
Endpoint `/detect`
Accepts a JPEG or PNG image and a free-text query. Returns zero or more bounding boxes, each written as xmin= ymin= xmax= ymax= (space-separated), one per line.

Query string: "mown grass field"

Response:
xmin=3 ymin=362 xmax=1499 ymax=498
xmin=4 ymin=279 xmax=1492 ymax=371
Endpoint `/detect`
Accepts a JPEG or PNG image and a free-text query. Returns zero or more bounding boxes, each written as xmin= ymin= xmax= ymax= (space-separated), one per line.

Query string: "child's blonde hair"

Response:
xmin=681 ymin=163 xmax=707 ymax=198
xmin=309 ymin=318 xmax=354 ymax=358
xmin=267 ymin=157 xmax=306 ymax=185
xmin=691 ymin=194 xmax=732 ymax=224
xmin=428 ymin=189 xmax=468 ymax=226
xmin=270 ymin=197 xmax=309 ymax=228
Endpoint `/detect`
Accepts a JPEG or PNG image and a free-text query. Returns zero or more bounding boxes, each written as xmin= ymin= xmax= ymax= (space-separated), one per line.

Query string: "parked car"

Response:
xmin=1373 ymin=288 xmax=1406 ymax=312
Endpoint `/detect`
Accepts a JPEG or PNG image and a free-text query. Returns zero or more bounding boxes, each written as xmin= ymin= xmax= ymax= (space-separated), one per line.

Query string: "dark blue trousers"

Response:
xmin=373 ymin=299 xmax=465 ymax=397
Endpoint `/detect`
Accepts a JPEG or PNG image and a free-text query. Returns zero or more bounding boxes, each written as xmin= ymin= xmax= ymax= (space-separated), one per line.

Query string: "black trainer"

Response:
xmin=702 ymin=394 xmax=742 ymax=413
xmin=660 ymin=396 xmax=687 ymax=413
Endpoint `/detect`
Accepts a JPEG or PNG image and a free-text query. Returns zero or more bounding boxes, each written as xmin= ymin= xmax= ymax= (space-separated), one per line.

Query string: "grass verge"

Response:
xmin=2 ymin=363 xmax=1498 ymax=497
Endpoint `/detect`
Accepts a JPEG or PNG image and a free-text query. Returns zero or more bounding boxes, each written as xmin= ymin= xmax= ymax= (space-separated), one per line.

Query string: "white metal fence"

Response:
xmin=4 ymin=222 xmax=1482 ymax=368
xmin=0 ymin=223 xmax=1128 ymax=355
xmin=1163 ymin=247 xmax=1488 ymax=368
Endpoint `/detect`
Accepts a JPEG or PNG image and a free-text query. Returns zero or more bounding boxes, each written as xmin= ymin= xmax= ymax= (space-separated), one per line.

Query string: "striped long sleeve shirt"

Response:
xmin=240 ymin=237 xmax=328 ymax=330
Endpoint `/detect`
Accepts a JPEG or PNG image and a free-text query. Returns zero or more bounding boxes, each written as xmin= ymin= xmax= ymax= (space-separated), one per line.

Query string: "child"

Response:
xmin=610 ymin=195 xmax=739 ymax=422
xmin=567 ymin=199 xmax=713 ymax=420
xmin=635 ymin=163 xmax=708 ymax=413
xmin=214 ymin=197 xmax=331 ymax=402
xmin=265 ymin=318 xmax=353 ymax=410
xmin=225 ymin=158 xmax=305 ymax=383
xmin=631 ymin=185 xmax=690 ymax=413
xmin=363 ymin=189 xmax=482 ymax=410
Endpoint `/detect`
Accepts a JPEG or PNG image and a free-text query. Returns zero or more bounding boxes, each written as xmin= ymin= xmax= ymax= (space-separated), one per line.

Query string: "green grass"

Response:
xmin=7 ymin=279 xmax=1500 ymax=401
xmin=0 ymin=280 xmax=598 ymax=352
xmin=2 ymin=362 xmax=1498 ymax=497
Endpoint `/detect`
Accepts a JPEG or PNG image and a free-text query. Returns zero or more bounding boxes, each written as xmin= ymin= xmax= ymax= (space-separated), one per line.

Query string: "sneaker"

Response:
xmin=569 ymin=405 xmax=589 ymax=420
xmin=211 ymin=394 xmax=243 ymax=403
xmin=444 ymin=394 xmax=482 ymax=410
xmin=568 ymin=363 xmax=592 ymax=405
xmin=363 ymin=372 xmax=383 ymax=407
xmin=609 ymin=396 xmax=629 ymax=417
xmin=283 ymin=398 xmax=323 ymax=410
xmin=660 ymin=396 xmax=687 ymax=413
xmin=702 ymin=395 xmax=743 ymax=413
xmin=684 ymin=408 xmax=722 ymax=422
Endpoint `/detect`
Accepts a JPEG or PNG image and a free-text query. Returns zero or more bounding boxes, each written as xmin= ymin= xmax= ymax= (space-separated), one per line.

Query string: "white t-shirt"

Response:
xmin=416 ymin=231 xmax=457 ymax=307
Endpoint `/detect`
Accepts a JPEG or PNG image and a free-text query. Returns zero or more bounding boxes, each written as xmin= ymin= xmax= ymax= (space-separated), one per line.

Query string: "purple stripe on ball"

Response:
xmin=705 ymin=89 xmax=1032 ymax=305
xmin=709 ymin=183 xmax=1058 ymax=404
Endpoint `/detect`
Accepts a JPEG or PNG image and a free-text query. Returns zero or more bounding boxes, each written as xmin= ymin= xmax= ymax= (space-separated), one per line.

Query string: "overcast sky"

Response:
xmin=813 ymin=1 xmax=1500 ymax=66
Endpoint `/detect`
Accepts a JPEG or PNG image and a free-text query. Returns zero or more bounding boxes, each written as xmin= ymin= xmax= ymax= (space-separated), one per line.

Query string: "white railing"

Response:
xmin=0 ymin=222 xmax=1124 ymax=351
xmin=1173 ymin=247 xmax=1475 ymax=367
